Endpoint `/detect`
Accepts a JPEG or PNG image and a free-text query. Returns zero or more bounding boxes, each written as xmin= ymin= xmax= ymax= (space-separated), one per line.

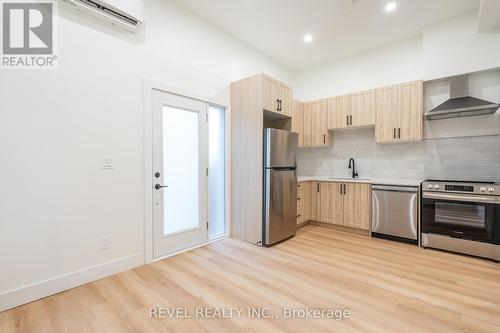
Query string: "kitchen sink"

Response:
xmin=328 ymin=177 xmax=369 ymax=181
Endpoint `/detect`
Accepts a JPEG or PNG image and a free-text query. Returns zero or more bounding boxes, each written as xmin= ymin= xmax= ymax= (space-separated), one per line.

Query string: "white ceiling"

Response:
xmin=173 ymin=0 xmax=480 ymax=70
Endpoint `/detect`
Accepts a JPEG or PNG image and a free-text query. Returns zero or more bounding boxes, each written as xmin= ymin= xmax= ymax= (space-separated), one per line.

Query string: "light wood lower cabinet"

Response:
xmin=297 ymin=182 xmax=310 ymax=224
xmin=320 ymin=182 xmax=343 ymax=225
xmin=309 ymin=181 xmax=321 ymax=221
xmin=298 ymin=181 xmax=371 ymax=231
xmin=342 ymin=183 xmax=371 ymax=230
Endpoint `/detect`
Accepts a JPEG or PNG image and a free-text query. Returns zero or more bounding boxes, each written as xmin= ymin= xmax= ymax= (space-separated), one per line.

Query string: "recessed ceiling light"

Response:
xmin=385 ymin=2 xmax=397 ymax=12
xmin=303 ymin=34 xmax=313 ymax=43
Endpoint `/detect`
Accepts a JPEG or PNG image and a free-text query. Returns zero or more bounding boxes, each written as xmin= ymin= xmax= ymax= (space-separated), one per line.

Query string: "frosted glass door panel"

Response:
xmin=163 ymin=106 xmax=200 ymax=235
xmin=208 ymin=105 xmax=226 ymax=237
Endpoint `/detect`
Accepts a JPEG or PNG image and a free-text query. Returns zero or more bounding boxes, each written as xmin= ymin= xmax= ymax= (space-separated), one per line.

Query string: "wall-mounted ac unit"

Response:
xmin=62 ymin=0 xmax=143 ymax=32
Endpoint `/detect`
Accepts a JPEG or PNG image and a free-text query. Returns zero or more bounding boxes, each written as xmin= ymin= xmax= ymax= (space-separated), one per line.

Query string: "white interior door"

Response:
xmin=152 ymin=89 xmax=207 ymax=258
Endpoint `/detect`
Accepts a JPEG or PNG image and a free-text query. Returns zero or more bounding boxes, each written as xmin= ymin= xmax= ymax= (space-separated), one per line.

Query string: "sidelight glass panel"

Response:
xmin=162 ymin=106 xmax=199 ymax=235
xmin=208 ymin=105 xmax=226 ymax=237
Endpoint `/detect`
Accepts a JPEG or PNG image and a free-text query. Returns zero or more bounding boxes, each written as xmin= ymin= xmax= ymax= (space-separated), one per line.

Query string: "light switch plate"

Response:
xmin=100 ymin=157 xmax=113 ymax=169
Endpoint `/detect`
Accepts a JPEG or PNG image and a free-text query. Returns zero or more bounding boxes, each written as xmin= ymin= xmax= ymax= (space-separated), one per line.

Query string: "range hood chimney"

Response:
xmin=425 ymin=75 xmax=499 ymax=120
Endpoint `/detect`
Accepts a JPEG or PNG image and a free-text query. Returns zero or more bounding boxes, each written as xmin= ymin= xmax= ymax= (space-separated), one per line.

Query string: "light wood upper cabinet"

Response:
xmin=398 ymin=80 xmax=423 ymax=141
xmin=375 ymin=81 xmax=423 ymax=143
xmin=328 ymin=91 xmax=375 ymax=129
xmin=303 ymin=99 xmax=331 ymax=147
xmin=292 ymin=100 xmax=304 ymax=147
xmin=350 ymin=89 xmax=376 ymax=127
xmin=328 ymin=95 xmax=351 ymax=129
xmin=302 ymin=102 xmax=312 ymax=147
xmin=262 ymin=75 xmax=280 ymax=113
xmin=280 ymin=82 xmax=293 ymax=116
xmin=375 ymin=85 xmax=398 ymax=143
xmin=320 ymin=182 xmax=343 ymax=225
xmin=343 ymin=183 xmax=371 ymax=230
xmin=311 ymin=99 xmax=329 ymax=146
xmin=262 ymin=74 xmax=293 ymax=115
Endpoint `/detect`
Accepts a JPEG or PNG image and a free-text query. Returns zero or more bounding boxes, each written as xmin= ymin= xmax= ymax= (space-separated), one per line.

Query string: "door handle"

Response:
xmin=155 ymin=184 xmax=168 ymax=190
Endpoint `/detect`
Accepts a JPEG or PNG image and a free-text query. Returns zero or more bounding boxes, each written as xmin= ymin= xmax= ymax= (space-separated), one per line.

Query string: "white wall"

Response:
xmin=295 ymin=12 xmax=500 ymax=102
xmin=0 ymin=0 xmax=293 ymax=311
xmin=294 ymin=36 xmax=423 ymax=101
xmin=423 ymin=12 xmax=500 ymax=80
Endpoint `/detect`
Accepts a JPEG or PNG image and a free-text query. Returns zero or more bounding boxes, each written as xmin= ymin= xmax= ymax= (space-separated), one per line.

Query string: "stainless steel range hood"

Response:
xmin=425 ymin=75 xmax=499 ymax=120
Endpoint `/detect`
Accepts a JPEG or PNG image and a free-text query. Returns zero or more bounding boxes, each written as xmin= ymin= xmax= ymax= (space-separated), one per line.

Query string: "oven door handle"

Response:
xmin=422 ymin=192 xmax=500 ymax=204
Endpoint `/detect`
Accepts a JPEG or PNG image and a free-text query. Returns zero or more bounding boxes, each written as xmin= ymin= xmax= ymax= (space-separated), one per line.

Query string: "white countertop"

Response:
xmin=297 ymin=176 xmax=423 ymax=187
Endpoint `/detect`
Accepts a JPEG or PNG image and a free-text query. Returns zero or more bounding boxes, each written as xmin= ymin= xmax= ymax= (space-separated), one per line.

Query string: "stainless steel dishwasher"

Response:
xmin=371 ymin=184 xmax=419 ymax=244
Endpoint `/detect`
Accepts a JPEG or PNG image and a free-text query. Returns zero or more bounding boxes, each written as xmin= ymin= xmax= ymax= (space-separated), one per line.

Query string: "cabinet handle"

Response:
xmin=276 ymin=99 xmax=280 ymax=111
xmin=317 ymin=183 xmax=320 ymax=192
xmin=340 ymin=184 xmax=343 ymax=195
xmin=393 ymin=128 xmax=396 ymax=139
xmin=344 ymin=184 xmax=347 ymax=194
xmin=323 ymin=134 xmax=326 ymax=144
xmin=349 ymin=115 xmax=352 ymax=125
xmin=279 ymin=100 xmax=282 ymax=111
xmin=346 ymin=116 xmax=349 ymax=126
xmin=398 ymin=128 xmax=401 ymax=139
xmin=297 ymin=215 xmax=301 ymax=218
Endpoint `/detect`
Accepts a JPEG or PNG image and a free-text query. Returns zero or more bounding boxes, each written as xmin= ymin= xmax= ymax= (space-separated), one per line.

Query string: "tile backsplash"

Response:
xmin=297 ymin=128 xmax=500 ymax=182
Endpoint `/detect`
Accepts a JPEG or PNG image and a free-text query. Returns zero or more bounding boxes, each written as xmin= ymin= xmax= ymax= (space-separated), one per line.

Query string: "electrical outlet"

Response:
xmin=101 ymin=237 xmax=111 ymax=250
xmin=417 ymin=164 xmax=425 ymax=172
xmin=100 ymin=157 xmax=113 ymax=169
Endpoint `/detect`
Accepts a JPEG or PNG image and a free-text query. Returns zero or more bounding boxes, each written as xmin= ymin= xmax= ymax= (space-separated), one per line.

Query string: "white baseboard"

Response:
xmin=0 ymin=253 xmax=144 ymax=312
xmin=152 ymin=234 xmax=229 ymax=262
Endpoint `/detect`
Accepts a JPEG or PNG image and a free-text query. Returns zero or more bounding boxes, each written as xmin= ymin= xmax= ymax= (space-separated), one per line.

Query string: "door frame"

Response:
xmin=143 ymin=79 xmax=231 ymax=264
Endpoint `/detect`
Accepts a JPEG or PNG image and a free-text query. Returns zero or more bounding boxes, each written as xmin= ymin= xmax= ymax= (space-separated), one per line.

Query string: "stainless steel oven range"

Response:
xmin=421 ymin=180 xmax=500 ymax=262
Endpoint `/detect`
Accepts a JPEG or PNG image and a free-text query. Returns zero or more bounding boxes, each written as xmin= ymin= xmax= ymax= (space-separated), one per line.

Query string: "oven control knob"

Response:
xmin=433 ymin=184 xmax=440 ymax=190
xmin=427 ymin=184 xmax=434 ymax=189
xmin=488 ymin=187 xmax=495 ymax=193
xmin=480 ymin=186 xmax=486 ymax=192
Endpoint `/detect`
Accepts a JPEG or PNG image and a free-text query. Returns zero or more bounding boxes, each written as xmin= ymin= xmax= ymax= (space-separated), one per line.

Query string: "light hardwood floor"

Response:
xmin=2 ymin=225 xmax=500 ymax=332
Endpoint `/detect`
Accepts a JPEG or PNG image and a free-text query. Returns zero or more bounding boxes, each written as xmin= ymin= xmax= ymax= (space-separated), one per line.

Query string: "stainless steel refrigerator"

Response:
xmin=263 ymin=128 xmax=298 ymax=246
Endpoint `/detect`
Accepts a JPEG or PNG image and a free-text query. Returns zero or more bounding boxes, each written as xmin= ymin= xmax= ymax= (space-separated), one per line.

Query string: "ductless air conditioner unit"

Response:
xmin=62 ymin=0 xmax=143 ymax=32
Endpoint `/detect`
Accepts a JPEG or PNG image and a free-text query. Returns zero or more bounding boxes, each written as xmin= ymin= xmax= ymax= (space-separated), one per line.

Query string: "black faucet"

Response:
xmin=348 ymin=158 xmax=358 ymax=179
